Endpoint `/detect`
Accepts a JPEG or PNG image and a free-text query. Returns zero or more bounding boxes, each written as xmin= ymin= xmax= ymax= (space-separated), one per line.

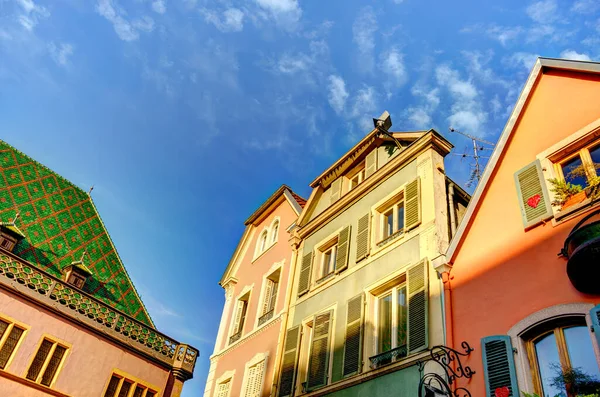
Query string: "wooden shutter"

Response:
xmin=269 ymin=281 xmax=279 ymax=312
xmin=278 ymin=326 xmax=301 ymax=397
xmin=407 ymin=259 xmax=428 ymax=354
xmin=514 ymin=160 xmax=553 ymax=228
xmin=404 ymin=178 xmax=421 ymax=231
xmin=481 ymin=335 xmax=519 ymax=397
xmin=365 ymin=150 xmax=377 ymax=178
xmin=248 ymin=360 xmax=266 ymax=397
xmin=0 ymin=326 xmax=24 ymax=368
xmin=343 ymin=294 xmax=364 ymax=377
xmin=27 ymin=339 xmax=53 ymax=381
xmin=216 ymin=381 xmax=231 ymax=397
xmin=262 ymin=280 xmax=274 ymax=315
xmin=330 ymin=178 xmax=342 ymax=204
xmin=355 ymin=213 xmax=370 ymax=262
xmin=244 ymin=364 xmax=258 ymax=397
xmin=307 ymin=311 xmax=333 ymax=390
xmin=297 ymin=252 xmax=313 ymax=297
xmin=590 ymin=305 xmax=600 ymax=352
xmin=232 ymin=301 xmax=245 ymax=335
xmin=335 ymin=225 xmax=351 ymax=273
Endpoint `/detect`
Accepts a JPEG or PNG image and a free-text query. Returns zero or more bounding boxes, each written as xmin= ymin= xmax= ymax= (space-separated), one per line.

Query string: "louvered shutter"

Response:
xmin=307 ymin=311 xmax=333 ymax=390
xmin=216 ymin=381 xmax=231 ymax=397
xmin=0 ymin=326 xmax=24 ymax=368
xmin=481 ymin=336 xmax=519 ymax=397
xmin=407 ymin=259 xmax=428 ymax=354
xmin=330 ymin=178 xmax=342 ymax=204
xmin=404 ymin=178 xmax=421 ymax=231
xmin=269 ymin=281 xmax=279 ymax=312
xmin=590 ymin=305 xmax=600 ymax=351
xmin=343 ymin=294 xmax=364 ymax=377
xmin=251 ymin=360 xmax=265 ymax=397
xmin=355 ymin=213 xmax=370 ymax=262
xmin=365 ymin=150 xmax=377 ymax=178
xmin=297 ymin=252 xmax=313 ymax=297
xmin=278 ymin=326 xmax=301 ymax=397
xmin=244 ymin=364 xmax=258 ymax=397
xmin=232 ymin=301 xmax=245 ymax=335
xmin=514 ymin=160 xmax=553 ymax=228
xmin=335 ymin=225 xmax=351 ymax=273
xmin=262 ymin=280 xmax=274 ymax=316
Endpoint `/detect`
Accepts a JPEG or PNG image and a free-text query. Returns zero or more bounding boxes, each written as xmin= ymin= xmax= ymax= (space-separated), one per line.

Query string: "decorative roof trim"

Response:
xmin=445 ymin=57 xmax=600 ymax=265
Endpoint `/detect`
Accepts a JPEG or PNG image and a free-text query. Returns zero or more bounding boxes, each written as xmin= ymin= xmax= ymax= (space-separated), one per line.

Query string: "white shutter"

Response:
xmin=216 ymin=381 xmax=230 ymax=397
xmin=262 ymin=280 xmax=274 ymax=316
xmin=244 ymin=360 xmax=265 ymax=397
xmin=365 ymin=150 xmax=377 ymax=178
xmin=330 ymin=178 xmax=342 ymax=204
xmin=232 ymin=301 xmax=244 ymax=334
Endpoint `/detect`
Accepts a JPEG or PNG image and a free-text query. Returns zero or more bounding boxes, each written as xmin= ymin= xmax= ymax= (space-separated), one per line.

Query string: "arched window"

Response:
xmin=271 ymin=220 xmax=279 ymax=244
xmin=258 ymin=230 xmax=268 ymax=254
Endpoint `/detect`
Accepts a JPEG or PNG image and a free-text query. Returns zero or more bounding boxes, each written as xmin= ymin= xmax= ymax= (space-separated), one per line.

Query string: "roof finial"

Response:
xmin=79 ymin=250 xmax=87 ymax=263
xmin=11 ymin=211 xmax=20 ymax=225
xmin=88 ymin=185 xmax=94 ymax=195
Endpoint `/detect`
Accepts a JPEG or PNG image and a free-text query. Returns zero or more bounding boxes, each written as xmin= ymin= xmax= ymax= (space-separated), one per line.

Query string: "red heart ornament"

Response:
xmin=527 ymin=194 xmax=541 ymax=208
xmin=495 ymin=386 xmax=510 ymax=397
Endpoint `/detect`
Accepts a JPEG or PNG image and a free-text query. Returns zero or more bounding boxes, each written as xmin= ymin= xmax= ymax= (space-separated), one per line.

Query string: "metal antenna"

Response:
xmin=448 ymin=127 xmax=495 ymax=188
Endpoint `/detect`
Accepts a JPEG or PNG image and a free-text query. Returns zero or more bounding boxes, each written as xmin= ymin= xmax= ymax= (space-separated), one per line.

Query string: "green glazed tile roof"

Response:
xmin=0 ymin=140 xmax=154 ymax=327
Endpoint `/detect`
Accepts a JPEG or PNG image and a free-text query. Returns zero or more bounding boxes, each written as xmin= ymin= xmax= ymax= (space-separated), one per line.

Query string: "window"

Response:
xmin=230 ymin=294 xmax=249 ymax=344
xmin=243 ymin=359 xmax=266 ymax=397
xmin=103 ymin=372 xmax=158 ymax=397
xmin=316 ymin=239 xmax=337 ymax=283
xmin=347 ymin=162 xmax=366 ymax=192
xmin=375 ymin=283 xmax=407 ymax=363
xmin=376 ymin=196 xmax=405 ymax=243
xmin=258 ymin=231 xmax=268 ymax=254
xmin=555 ymin=141 xmax=600 ymax=188
xmin=67 ymin=272 xmax=86 ymax=289
xmin=216 ymin=379 xmax=232 ymax=397
xmin=0 ymin=317 xmax=26 ymax=369
xmin=526 ymin=319 xmax=600 ymax=397
xmin=271 ymin=220 xmax=279 ymax=244
xmin=259 ymin=271 xmax=280 ymax=326
xmin=26 ymin=338 xmax=68 ymax=387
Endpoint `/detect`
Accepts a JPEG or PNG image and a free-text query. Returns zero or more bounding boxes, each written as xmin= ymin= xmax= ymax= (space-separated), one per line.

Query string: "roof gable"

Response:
xmin=0 ymin=140 xmax=154 ymax=326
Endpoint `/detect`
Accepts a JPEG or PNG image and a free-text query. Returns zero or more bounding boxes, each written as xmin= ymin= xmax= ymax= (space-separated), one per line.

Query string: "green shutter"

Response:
xmin=407 ymin=259 xmax=428 ymax=354
xmin=590 ymin=304 xmax=600 ymax=350
xmin=355 ymin=213 xmax=370 ymax=262
xmin=342 ymin=294 xmax=364 ymax=377
xmin=365 ymin=150 xmax=377 ymax=178
xmin=330 ymin=178 xmax=342 ymax=204
xmin=514 ymin=160 xmax=553 ymax=228
xmin=404 ymin=178 xmax=421 ymax=231
xmin=278 ymin=326 xmax=302 ymax=397
xmin=481 ymin=335 xmax=519 ymax=397
xmin=307 ymin=310 xmax=333 ymax=390
xmin=297 ymin=252 xmax=313 ymax=297
xmin=335 ymin=226 xmax=351 ymax=273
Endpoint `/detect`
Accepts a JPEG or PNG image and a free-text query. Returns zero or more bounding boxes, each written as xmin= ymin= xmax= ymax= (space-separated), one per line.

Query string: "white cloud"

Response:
xmin=152 ymin=0 xmax=166 ymax=14
xmin=526 ymin=0 xmax=558 ymax=24
xmin=448 ymin=110 xmax=488 ymax=133
xmin=202 ymin=8 xmax=244 ymax=32
xmin=490 ymin=95 xmax=502 ymax=117
xmin=351 ymin=86 xmax=376 ymax=118
xmin=405 ymin=85 xmax=439 ymax=128
xmin=571 ymin=0 xmax=599 ymax=13
xmin=506 ymin=52 xmax=539 ymax=71
xmin=327 ymin=75 xmax=348 ymax=114
xmin=560 ymin=49 xmax=592 ymax=61
xmin=353 ymin=7 xmax=377 ymax=73
xmin=96 ymin=0 xmax=154 ymax=41
xmin=436 ymin=65 xmax=477 ymax=100
xmin=486 ymin=25 xmax=523 ymax=46
xmin=255 ymin=0 xmax=302 ymax=28
xmin=380 ymin=48 xmax=407 ymax=91
xmin=407 ymin=107 xmax=432 ymax=127
xmin=16 ymin=0 xmax=49 ymax=31
xmin=277 ymin=53 xmax=311 ymax=73
xmin=48 ymin=42 xmax=73 ymax=67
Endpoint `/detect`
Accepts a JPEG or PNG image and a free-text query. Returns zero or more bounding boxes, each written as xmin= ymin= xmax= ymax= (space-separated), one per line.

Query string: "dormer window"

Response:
xmin=62 ymin=251 xmax=92 ymax=289
xmin=347 ymin=162 xmax=366 ymax=192
xmin=0 ymin=217 xmax=25 ymax=253
xmin=67 ymin=273 xmax=86 ymax=289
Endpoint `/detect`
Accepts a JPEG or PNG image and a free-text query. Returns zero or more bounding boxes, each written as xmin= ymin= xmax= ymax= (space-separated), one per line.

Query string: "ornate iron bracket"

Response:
xmin=418 ymin=341 xmax=475 ymax=397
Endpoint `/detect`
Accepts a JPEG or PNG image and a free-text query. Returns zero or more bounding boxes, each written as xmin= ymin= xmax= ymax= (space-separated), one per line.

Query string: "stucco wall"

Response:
xmin=0 ymin=290 xmax=169 ymax=396
xmin=449 ymin=69 xmax=600 ymax=394
xmin=325 ymin=365 xmax=420 ymax=397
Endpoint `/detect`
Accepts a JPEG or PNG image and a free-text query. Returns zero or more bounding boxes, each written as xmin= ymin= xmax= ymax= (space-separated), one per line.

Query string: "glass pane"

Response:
xmin=564 ymin=326 xmax=600 ymax=382
xmin=561 ymin=155 xmax=587 ymax=187
xmin=384 ymin=210 xmax=394 ymax=238
xmin=41 ymin=345 xmax=66 ymax=386
xmin=590 ymin=144 xmax=600 ymax=176
xmin=322 ymin=251 xmax=332 ymax=277
xmin=534 ymin=332 xmax=566 ymax=397
xmin=104 ymin=376 xmax=120 ymax=397
xmin=118 ymin=380 xmax=132 ymax=397
xmin=397 ymin=204 xmax=405 ymax=233
xmin=330 ymin=247 xmax=337 ymax=272
xmin=27 ymin=339 xmax=53 ymax=381
xmin=396 ymin=286 xmax=407 ymax=349
xmin=0 ymin=326 xmax=24 ymax=368
xmin=378 ymin=293 xmax=392 ymax=353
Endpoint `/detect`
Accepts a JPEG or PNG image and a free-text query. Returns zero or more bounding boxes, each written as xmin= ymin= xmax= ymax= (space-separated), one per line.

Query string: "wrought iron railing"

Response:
xmin=369 ymin=345 xmax=407 ymax=369
xmin=229 ymin=330 xmax=242 ymax=345
xmin=0 ymin=250 xmax=198 ymax=375
xmin=258 ymin=309 xmax=274 ymax=326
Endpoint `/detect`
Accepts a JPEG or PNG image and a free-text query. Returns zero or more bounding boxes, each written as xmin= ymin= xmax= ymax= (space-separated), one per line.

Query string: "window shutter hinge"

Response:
xmin=591 ymin=326 xmax=595 ymax=333
xmin=512 ymin=347 xmax=518 ymax=354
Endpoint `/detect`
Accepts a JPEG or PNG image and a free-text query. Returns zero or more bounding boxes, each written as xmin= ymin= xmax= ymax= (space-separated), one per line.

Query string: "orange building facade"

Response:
xmin=435 ymin=58 xmax=600 ymax=397
xmin=204 ymin=186 xmax=305 ymax=397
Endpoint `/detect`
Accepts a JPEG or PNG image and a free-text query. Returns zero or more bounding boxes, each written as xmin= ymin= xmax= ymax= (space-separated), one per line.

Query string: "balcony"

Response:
xmin=369 ymin=345 xmax=407 ymax=369
xmin=229 ymin=330 xmax=242 ymax=345
xmin=0 ymin=249 xmax=198 ymax=379
xmin=258 ymin=309 xmax=274 ymax=327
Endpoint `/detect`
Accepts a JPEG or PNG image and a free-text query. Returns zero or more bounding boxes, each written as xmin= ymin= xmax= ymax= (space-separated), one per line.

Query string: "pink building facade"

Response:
xmin=204 ymin=186 xmax=305 ymax=397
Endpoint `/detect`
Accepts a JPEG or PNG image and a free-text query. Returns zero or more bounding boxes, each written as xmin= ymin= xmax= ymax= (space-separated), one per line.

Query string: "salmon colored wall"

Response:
xmin=0 ymin=290 xmax=169 ymax=396
xmin=210 ymin=198 xmax=298 ymax=397
xmin=448 ymin=69 xmax=600 ymax=393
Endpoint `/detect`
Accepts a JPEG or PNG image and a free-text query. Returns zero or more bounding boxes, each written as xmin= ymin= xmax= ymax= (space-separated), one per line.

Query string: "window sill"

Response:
xmin=0 ymin=368 xmax=71 ymax=397
xmin=315 ymin=272 xmax=335 ymax=284
xmin=553 ymin=197 xmax=600 ymax=225
xmin=251 ymin=241 xmax=276 ymax=263
xmin=376 ymin=230 xmax=404 ymax=248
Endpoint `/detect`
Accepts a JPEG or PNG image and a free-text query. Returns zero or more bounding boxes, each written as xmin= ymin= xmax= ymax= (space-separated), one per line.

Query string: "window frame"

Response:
xmin=373 ymin=282 xmax=407 ymax=356
xmin=314 ymin=237 xmax=338 ymax=284
xmin=24 ymin=335 xmax=71 ymax=388
xmin=256 ymin=266 xmax=281 ymax=328
xmin=0 ymin=313 xmax=29 ymax=371
xmin=240 ymin=352 xmax=269 ymax=397
xmin=270 ymin=218 xmax=280 ymax=244
xmin=370 ymin=184 xmax=407 ymax=252
xmin=229 ymin=286 xmax=252 ymax=344
xmin=102 ymin=369 xmax=160 ymax=397
xmin=214 ymin=370 xmax=235 ymax=397
xmin=346 ymin=161 xmax=366 ymax=193
xmin=554 ymin=142 xmax=600 ymax=187
xmin=66 ymin=271 xmax=86 ymax=289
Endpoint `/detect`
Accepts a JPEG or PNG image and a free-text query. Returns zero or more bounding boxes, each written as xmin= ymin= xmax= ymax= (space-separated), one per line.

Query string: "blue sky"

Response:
xmin=1 ymin=0 xmax=599 ymax=395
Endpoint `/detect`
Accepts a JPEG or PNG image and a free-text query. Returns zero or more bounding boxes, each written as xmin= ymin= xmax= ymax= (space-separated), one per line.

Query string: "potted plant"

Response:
xmin=548 ymin=163 xmax=600 ymax=210
xmin=520 ymin=365 xmax=600 ymax=397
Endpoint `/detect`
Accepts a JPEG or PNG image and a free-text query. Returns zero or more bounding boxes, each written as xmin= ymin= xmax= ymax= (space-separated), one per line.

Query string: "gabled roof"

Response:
xmin=220 ymin=185 xmax=305 ymax=285
xmin=0 ymin=140 xmax=154 ymax=326
xmin=444 ymin=57 xmax=600 ymax=265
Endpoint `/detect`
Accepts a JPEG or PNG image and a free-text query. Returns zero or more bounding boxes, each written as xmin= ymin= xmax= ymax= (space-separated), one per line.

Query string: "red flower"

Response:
xmin=527 ymin=194 xmax=541 ymax=208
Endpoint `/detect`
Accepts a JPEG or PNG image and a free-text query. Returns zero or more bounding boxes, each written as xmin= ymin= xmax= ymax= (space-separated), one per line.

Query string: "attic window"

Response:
xmin=67 ymin=273 xmax=86 ymax=289
xmin=0 ymin=238 xmax=14 ymax=251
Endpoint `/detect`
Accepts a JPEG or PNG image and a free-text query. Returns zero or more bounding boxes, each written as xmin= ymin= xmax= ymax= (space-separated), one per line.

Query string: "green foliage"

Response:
xmin=548 ymin=178 xmax=582 ymax=206
xmin=550 ymin=364 xmax=600 ymax=396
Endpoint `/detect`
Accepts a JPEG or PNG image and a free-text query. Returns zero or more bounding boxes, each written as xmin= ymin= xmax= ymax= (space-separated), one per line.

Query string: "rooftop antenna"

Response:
xmin=448 ymin=127 xmax=495 ymax=188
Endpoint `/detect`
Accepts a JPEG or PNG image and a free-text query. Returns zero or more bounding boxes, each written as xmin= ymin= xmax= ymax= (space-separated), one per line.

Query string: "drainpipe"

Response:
xmin=448 ymin=183 xmax=457 ymax=238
